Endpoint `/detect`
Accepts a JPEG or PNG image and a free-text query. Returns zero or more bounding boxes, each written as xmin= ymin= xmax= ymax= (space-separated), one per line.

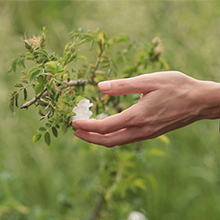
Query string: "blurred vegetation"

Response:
xmin=1 ymin=1 xmax=220 ymax=220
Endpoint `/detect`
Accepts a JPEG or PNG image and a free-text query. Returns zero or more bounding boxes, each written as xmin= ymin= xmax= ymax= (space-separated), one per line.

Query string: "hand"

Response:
xmin=73 ymin=71 xmax=220 ymax=147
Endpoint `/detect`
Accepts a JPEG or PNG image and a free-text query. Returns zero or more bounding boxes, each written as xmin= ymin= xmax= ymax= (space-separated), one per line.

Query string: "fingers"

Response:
xmin=73 ymin=103 xmax=142 ymax=134
xmin=98 ymin=73 xmax=161 ymax=96
xmin=74 ymin=121 xmax=169 ymax=147
xmin=74 ymin=118 xmax=191 ymax=147
xmin=74 ymin=129 xmax=128 ymax=147
xmin=74 ymin=127 xmax=146 ymax=147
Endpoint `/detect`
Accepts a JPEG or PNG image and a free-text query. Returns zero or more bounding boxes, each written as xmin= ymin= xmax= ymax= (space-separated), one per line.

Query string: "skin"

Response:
xmin=72 ymin=71 xmax=220 ymax=147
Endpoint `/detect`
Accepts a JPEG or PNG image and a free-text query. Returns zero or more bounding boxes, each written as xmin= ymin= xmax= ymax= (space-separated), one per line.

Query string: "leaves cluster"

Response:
xmin=9 ymin=28 xmax=167 ymax=145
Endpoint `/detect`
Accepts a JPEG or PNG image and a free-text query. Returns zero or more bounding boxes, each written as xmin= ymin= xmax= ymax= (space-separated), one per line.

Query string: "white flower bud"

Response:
xmin=72 ymin=99 xmax=93 ymax=122
xmin=127 ymin=211 xmax=148 ymax=220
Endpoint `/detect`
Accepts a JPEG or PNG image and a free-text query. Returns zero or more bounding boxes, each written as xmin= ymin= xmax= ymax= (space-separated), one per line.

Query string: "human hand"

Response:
xmin=73 ymin=71 xmax=220 ymax=147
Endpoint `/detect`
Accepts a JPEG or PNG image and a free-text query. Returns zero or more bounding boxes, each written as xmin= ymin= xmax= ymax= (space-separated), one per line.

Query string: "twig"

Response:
xmin=90 ymin=44 xmax=104 ymax=83
xmin=57 ymin=79 xmax=89 ymax=90
xmin=20 ymin=79 xmax=89 ymax=109
xmin=20 ymin=88 xmax=47 ymax=109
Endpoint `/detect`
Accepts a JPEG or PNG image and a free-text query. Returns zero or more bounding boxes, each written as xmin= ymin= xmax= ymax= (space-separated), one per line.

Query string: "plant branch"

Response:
xmin=90 ymin=45 xmax=105 ymax=83
xmin=20 ymin=79 xmax=89 ymax=109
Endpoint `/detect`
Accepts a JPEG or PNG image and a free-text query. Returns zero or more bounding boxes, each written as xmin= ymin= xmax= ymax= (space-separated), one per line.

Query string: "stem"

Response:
xmin=20 ymin=79 xmax=88 ymax=109
xmin=58 ymin=79 xmax=89 ymax=90
xmin=20 ymin=87 xmax=47 ymax=109
xmin=89 ymin=194 xmax=104 ymax=220
xmin=90 ymin=44 xmax=104 ymax=83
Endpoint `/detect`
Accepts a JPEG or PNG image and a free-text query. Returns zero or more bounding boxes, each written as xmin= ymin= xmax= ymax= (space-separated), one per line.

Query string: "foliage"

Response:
xmin=7 ymin=27 xmax=169 ymax=219
xmin=9 ymin=28 xmax=167 ymax=146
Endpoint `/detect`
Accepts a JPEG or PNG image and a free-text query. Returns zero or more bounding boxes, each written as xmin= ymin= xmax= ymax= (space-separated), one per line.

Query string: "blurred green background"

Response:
xmin=1 ymin=1 xmax=220 ymax=220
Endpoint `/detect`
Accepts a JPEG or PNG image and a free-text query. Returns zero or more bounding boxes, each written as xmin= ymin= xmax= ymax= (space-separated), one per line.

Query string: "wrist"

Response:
xmin=194 ymin=80 xmax=220 ymax=120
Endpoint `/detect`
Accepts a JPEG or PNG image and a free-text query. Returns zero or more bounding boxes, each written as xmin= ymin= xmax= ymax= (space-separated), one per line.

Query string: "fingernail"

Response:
xmin=72 ymin=122 xmax=79 ymax=129
xmin=98 ymin=81 xmax=111 ymax=92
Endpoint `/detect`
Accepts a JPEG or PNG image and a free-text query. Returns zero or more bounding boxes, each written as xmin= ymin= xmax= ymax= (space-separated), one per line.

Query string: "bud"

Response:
xmin=72 ymin=99 xmax=93 ymax=122
xmin=154 ymin=44 xmax=164 ymax=57
xmin=24 ymin=35 xmax=45 ymax=52
xmin=151 ymin=36 xmax=161 ymax=47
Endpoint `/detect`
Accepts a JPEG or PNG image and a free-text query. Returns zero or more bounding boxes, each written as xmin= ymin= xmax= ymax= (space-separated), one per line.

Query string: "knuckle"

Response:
xmin=113 ymin=80 xmax=126 ymax=94
xmin=97 ymin=125 xmax=108 ymax=134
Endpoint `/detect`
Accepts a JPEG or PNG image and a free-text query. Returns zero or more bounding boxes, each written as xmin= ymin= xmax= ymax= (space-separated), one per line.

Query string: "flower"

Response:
xmin=72 ymin=99 xmax=93 ymax=122
xmin=127 ymin=211 xmax=148 ymax=220
xmin=96 ymin=113 xmax=108 ymax=119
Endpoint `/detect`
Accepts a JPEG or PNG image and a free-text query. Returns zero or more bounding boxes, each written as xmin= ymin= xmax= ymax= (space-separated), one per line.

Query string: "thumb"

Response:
xmin=98 ymin=74 xmax=157 ymax=95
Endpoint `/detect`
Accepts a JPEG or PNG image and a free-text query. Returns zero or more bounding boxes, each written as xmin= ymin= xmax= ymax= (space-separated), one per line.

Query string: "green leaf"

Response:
xmin=77 ymin=55 xmax=87 ymax=61
xmin=20 ymin=75 xmax=29 ymax=83
xmin=32 ymin=133 xmax=42 ymax=142
xmin=14 ymin=83 xmax=23 ymax=88
xmin=132 ymin=178 xmax=147 ymax=191
xmin=37 ymin=75 xmax=46 ymax=84
xmin=45 ymin=61 xmax=58 ymax=73
xmin=107 ymin=68 xmax=112 ymax=75
xmin=54 ymin=93 xmax=60 ymax=102
xmin=45 ymin=123 xmax=52 ymax=128
xmin=52 ymin=127 xmax=58 ymax=138
xmin=34 ymin=83 xmax=44 ymax=94
xmin=11 ymin=58 xmax=19 ymax=72
xmin=9 ymin=96 xmax=15 ymax=112
xmin=15 ymin=93 xmax=19 ymax=107
xmin=112 ymin=36 xmax=129 ymax=43
xmin=29 ymin=67 xmax=42 ymax=82
xmin=57 ymin=65 xmax=64 ymax=73
xmin=20 ymin=58 xmax=26 ymax=68
xmin=37 ymin=127 xmax=47 ymax=132
xmin=97 ymin=31 xmax=106 ymax=43
xmin=89 ymin=40 xmax=94 ymax=50
xmin=44 ymin=132 xmax=51 ymax=146
xmin=23 ymin=88 xmax=28 ymax=101
xmin=33 ymin=48 xmax=48 ymax=57
xmin=157 ymin=135 xmax=170 ymax=145
xmin=147 ymin=148 xmax=166 ymax=157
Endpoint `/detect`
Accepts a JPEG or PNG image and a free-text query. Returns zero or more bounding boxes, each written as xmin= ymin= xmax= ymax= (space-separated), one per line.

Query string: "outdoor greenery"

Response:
xmin=9 ymin=27 xmax=166 ymax=146
xmin=1 ymin=1 xmax=220 ymax=220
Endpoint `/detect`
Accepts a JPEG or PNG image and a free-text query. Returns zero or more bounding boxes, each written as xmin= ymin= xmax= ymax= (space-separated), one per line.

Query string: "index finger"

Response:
xmin=98 ymin=73 xmax=159 ymax=96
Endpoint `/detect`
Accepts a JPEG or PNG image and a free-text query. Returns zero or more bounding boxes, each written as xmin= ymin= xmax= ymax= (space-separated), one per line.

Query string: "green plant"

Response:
xmin=9 ymin=28 xmax=168 ymax=146
xmin=7 ymin=28 xmax=170 ymax=218
xmin=7 ymin=29 xmax=170 ymax=218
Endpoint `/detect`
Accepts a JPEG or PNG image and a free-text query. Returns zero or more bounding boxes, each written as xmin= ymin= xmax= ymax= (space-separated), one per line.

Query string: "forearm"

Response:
xmin=195 ymin=80 xmax=220 ymax=120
